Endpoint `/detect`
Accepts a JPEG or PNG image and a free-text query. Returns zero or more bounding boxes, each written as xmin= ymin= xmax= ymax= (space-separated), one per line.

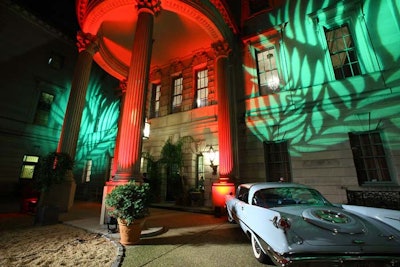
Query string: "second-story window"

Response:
xmin=195 ymin=69 xmax=208 ymax=108
xmin=34 ymin=92 xmax=54 ymax=126
xmin=257 ymin=47 xmax=280 ymax=95
xmin=325 ymin=24 xmax=361 ymax=80
xmin=151 ymin=83 xmax=161 ymax=118
xmin=172 ymin=76 xmax=183 ymax=113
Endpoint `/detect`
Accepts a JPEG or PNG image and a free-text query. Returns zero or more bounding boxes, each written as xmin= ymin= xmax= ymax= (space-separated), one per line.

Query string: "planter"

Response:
xmin=189 ymin=191 xmax=204 ymax=207
xmin=35 ymin=205 xmax=59 ymax=225
xmin=118 ymin=218 xmax=146 ymax=245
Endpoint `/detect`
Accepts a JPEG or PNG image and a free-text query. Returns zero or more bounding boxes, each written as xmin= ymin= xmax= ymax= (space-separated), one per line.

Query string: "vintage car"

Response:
xmin=225 ymin=182 xmax=400 ymax=266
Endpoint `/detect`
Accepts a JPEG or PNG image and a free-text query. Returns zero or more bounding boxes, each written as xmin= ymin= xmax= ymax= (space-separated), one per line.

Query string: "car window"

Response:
xmin=253 ymin=187 xmax=331 ymax=208
xmin=237 ymin=187 xmax=249 ymax=203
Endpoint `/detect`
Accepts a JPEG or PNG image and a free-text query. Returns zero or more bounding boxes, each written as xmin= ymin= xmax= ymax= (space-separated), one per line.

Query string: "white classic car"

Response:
xmin=225 ymin=182 xmax=400 ymax=267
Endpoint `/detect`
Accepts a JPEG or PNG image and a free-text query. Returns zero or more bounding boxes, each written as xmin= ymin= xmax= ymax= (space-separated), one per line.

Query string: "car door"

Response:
xmin=235 ymin=187 xmax=251 ymax=232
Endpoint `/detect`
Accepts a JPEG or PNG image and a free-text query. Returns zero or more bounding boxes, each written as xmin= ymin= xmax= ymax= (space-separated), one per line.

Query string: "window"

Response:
xmin=257 ymin=47 xmax=281 ymax=95
xmin=349 ymin=132 xmax=391 ymax=185
xmin=150 ymin=83 xmax=161 ymax=118
xmin=34 ymin=92 xmax=54 ymax=126
xmin=81 ymin=159 xmax=92 ymax=183
xmin=195 ymin=69 xmax=208 ymax=108
xmin=236 ymin=186 xmax=250 ymax=203
xmin=171 ymin=76 xmax=183 ymax=113
xmin=20 ymin=155 xmax=39 ymax=179
xmin=325 ymin=24 xmax=361 ymax=79
xmin=196 ymin=154 xmax=205 ymax=189
xmin=264 ymin=141 xmax=291 ymax=182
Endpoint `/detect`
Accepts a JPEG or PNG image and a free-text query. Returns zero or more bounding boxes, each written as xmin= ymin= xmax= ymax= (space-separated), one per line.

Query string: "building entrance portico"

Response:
xmin=73 ymin=0 xmax=238 ymax=221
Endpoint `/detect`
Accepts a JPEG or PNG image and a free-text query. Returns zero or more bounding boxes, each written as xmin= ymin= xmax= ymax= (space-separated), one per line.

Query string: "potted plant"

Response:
xmin=105 ymin=181 xmax=150 ymax=245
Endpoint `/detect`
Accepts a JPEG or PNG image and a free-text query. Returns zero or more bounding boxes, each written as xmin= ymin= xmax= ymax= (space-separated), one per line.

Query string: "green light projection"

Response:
xmin=244 ymin=0 xmax=400 ymax=157
xmin=75 ymin=70 xmax=120 ymax=175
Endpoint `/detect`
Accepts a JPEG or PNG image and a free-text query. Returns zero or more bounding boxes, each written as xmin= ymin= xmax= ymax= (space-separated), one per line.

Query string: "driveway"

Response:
xmin=122 ymin=208 xmax=274 ymax=267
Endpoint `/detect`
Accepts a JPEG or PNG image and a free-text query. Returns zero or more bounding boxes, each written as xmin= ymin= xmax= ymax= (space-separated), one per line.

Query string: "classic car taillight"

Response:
xmin=273 ymin=216 xmax=291 ymax=231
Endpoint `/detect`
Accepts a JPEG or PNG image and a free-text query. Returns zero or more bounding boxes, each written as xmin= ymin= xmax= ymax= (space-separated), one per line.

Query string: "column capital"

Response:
xmin=135 ymin=0 xmax=161 ymax=16
xmin=114 ymin=79 xmax=127 ymax=98
xmin=212 ymin=40 xmax=231 ymax=59
xmin=119 ymin=79 xmax=127 ymax=94
xmin=76 ymin=31 xmax=99 ymax=55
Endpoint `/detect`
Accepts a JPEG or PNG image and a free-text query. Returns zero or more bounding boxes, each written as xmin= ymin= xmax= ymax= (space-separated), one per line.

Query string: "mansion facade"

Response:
xmin=1 ymin=0 xmax=399 ymax=210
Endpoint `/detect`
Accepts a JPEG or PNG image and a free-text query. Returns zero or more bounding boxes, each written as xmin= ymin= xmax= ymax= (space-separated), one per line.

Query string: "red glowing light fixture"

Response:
xmin=211 ymin=181 xmax=235 ymax=206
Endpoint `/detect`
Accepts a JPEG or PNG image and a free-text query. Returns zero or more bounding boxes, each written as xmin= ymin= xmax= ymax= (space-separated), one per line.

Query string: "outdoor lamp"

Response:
xmin=107 ymin=216 xmax=118 ymax=233
xmin=209 ymin=145 xmax=218 ymax=175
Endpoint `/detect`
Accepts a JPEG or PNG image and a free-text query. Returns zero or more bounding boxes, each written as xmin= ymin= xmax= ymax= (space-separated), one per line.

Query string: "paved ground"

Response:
xmin=61 ymin=202 xmax=274 ymax=266
xmin=1 ymin=201 xmax=274 ymax=267
xmin=123 ymin=208 xmax=272 ymax=267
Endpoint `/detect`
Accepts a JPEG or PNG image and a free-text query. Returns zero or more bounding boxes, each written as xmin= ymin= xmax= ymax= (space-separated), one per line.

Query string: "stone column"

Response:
xmin=114 ymin=0 xmax=161 ymax=182
xmin=52 ymin=32 xmax=97 ymax=212
xmin=101 ymin=2 xmax=160 ymax=223
xmin=57 ymin=31 xmax=98 ymax=160
xmin=212 ymin=40 xmax=233 ymax=180
xmin=110 ymin=80 xmax=127 ymax=179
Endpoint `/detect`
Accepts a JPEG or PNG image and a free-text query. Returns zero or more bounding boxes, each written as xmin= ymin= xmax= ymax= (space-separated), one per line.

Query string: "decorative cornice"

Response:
xmin=208 ymin=0 xmax=238 ymax=34
xmin=135 ymin=0 xmax=162 ymax=16
xmin=212 ymin=40 xmax=231 ymax=59
xmin=76 ymin=31 xmax=99 ymax=54
xmin=97 ymin=37 xmax=129 ymax=80
xmin=163 ymin=0 xmax=222 ymax=41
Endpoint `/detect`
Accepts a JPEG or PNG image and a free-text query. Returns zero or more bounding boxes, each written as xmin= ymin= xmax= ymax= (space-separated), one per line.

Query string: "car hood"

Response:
xmin=271 ymin=205 xmax=400 ymax=250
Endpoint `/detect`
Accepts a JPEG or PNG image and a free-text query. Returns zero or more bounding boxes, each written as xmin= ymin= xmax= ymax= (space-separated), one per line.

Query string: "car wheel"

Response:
xmin=251 ymin=233 xmax=268 ymax=263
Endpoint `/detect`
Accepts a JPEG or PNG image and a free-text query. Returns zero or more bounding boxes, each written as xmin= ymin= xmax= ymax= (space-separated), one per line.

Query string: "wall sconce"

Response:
xmin=143 ymin=118 xmax=150 ymax=139
xmin=209 ymin=145 xmax=218 ymax=175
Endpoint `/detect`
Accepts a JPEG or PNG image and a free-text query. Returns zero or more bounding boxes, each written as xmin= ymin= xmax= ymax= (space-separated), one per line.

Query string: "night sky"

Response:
xmin=11 ymin=0 xmax=80 ymax=38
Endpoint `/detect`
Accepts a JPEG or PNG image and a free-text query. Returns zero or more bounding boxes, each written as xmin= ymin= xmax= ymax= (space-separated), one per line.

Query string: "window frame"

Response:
xmin=256 ymin=47 xmax=281 ymax=95
xmin=196 ymin=154 xmax=205 ymax=189
xmin=311 ymin=1 xmax=380 ymax=80
xmin=150 ymin=83 xmax=161 ymax=118
xmin=264 ymin=140 xmax=292 ymax=182
xmin=194 ymin=68 xmax=209 ymax=108
xmin=247 ymin=29 xmax=286 ymax=96
xmin=81 ymin=159 xmax=93 ymax=183
xmin=324 ymin=24 xmax=361 ymax=80
xmin=20 ymin=155 xmax=39 ymax=179
xmin=349 ymin=131 xmax=392 ymax=186
xmin=171 ymin=75 xmax=183 ymax=113
xmin=33 ymin=91 xmax=55 ymax=126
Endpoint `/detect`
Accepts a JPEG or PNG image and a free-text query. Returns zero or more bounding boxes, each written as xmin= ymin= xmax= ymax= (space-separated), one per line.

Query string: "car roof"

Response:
xmin=239 ymin=182 xmax=310 ymax=192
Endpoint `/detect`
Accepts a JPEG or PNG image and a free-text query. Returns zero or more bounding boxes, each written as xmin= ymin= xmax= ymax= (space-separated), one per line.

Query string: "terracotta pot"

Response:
xmin=117 ymin=218 xmax=146 ymax=245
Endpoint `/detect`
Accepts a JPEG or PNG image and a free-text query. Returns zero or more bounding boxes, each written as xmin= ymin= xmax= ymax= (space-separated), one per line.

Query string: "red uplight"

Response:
xmin=211 ymin=182 xmax=235 ymax=208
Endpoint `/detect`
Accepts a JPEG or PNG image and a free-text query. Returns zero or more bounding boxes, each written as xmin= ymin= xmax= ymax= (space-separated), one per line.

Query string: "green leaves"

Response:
xmin=105 ymin=181 xmax=150 ymax=226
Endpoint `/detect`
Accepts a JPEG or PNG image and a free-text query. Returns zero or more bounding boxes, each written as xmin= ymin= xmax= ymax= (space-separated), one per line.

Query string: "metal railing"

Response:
xmin=346 ymin=190 xmax=400 ymax=210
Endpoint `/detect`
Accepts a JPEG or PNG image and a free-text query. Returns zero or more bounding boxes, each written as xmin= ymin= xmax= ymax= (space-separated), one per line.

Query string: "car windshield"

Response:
xmin=252 ymin=187 xmax=331 ymax=208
